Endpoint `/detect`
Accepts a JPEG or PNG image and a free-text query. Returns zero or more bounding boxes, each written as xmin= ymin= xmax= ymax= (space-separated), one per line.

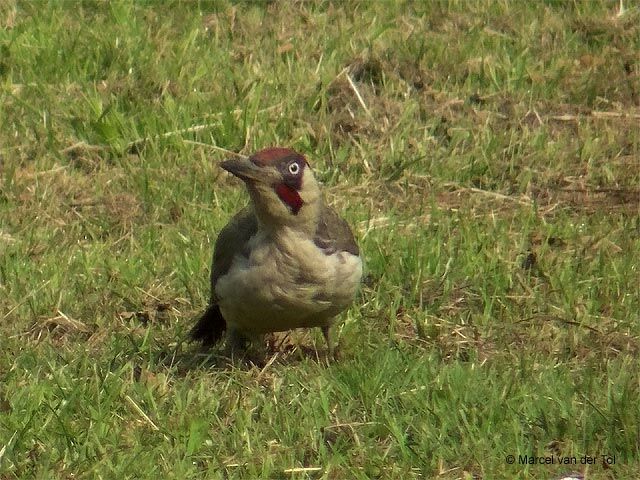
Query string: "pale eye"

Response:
xmin=288 ymin=162 xmax=300 ymax=175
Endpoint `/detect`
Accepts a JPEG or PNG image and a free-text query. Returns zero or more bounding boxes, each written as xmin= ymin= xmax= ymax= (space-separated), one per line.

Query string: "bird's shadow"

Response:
xmin=153 ymin=332 xmax=335 ymax=376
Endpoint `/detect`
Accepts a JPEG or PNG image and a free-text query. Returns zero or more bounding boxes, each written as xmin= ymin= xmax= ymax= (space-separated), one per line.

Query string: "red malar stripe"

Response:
xmin=275 ymin=184 xmax=303 ymax=215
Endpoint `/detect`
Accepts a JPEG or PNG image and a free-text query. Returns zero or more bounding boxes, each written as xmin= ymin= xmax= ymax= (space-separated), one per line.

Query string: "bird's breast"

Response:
xmin=215 ymin=229 xmax=362 ymax=333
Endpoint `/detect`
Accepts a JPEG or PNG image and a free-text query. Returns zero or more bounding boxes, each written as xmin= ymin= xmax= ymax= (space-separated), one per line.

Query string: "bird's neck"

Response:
xmin=254 ymin=198 xmax=322 ymax=238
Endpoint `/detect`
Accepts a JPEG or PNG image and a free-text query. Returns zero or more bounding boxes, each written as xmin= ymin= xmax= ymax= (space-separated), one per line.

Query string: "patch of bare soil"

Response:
xmin=27 ymin=310 xmax=95 ymax=345
xmin=10 ymin=161 xmax=145 ymax=237
xmin=324 ymin=53 xmax=436 ymax=147
xmin=531 ymin=176 xmax=640 ymax=215
xmin=504 ymin=315 xmax=639 ymax=362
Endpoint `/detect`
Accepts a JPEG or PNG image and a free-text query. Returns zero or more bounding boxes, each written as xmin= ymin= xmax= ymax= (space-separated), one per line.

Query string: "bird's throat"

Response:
xmin=275 ymin=184 xmax=303 ymax=215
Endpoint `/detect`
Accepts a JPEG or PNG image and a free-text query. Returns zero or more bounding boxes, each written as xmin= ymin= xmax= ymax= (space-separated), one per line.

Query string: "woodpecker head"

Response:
xmin=221 ymin=148 xmax=322 ymax=233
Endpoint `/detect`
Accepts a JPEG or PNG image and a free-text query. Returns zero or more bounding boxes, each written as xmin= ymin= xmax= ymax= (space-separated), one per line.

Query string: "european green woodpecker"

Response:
xmin=191 ymin=147 xmax=362 ymax=356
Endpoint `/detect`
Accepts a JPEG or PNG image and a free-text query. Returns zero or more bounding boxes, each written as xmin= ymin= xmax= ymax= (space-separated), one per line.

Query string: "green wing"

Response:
xmin=313 ymin=204 xmax=359 ymax=256
xmin=211 ymin=206 xmax=258 ymax=290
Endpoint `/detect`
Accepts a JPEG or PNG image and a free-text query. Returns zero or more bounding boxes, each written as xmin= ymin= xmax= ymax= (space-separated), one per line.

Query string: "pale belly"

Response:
xmin=215 ymin=234 xmax=362 ymax=334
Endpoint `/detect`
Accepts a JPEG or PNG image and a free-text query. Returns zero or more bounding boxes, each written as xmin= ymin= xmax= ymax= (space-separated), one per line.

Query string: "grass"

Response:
xmin=0 ymin=0 xmax=638 ymax=478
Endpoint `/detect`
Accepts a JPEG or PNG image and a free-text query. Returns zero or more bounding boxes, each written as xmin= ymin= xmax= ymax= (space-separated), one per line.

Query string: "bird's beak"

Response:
xmin=220 ymin=157 xmax=263 ymax=182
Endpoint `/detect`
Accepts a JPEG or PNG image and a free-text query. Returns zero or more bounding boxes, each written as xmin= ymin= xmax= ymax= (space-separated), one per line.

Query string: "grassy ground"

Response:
xmin=1 ymin=1 xmax=639 ymax=478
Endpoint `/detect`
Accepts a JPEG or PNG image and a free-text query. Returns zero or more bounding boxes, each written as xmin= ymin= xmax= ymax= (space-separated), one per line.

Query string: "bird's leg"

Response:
xmin=224 ymin=328 xmax=250 ymax=359
xmin=321 ymin=326 xmax=334 ymax=360
xmin=225 ymin=329 xmax=268 ymax=365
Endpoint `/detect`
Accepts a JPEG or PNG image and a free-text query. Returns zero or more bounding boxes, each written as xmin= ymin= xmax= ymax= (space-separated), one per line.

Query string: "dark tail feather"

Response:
xmin=190 ymin=304 xmax=226 ymax=346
